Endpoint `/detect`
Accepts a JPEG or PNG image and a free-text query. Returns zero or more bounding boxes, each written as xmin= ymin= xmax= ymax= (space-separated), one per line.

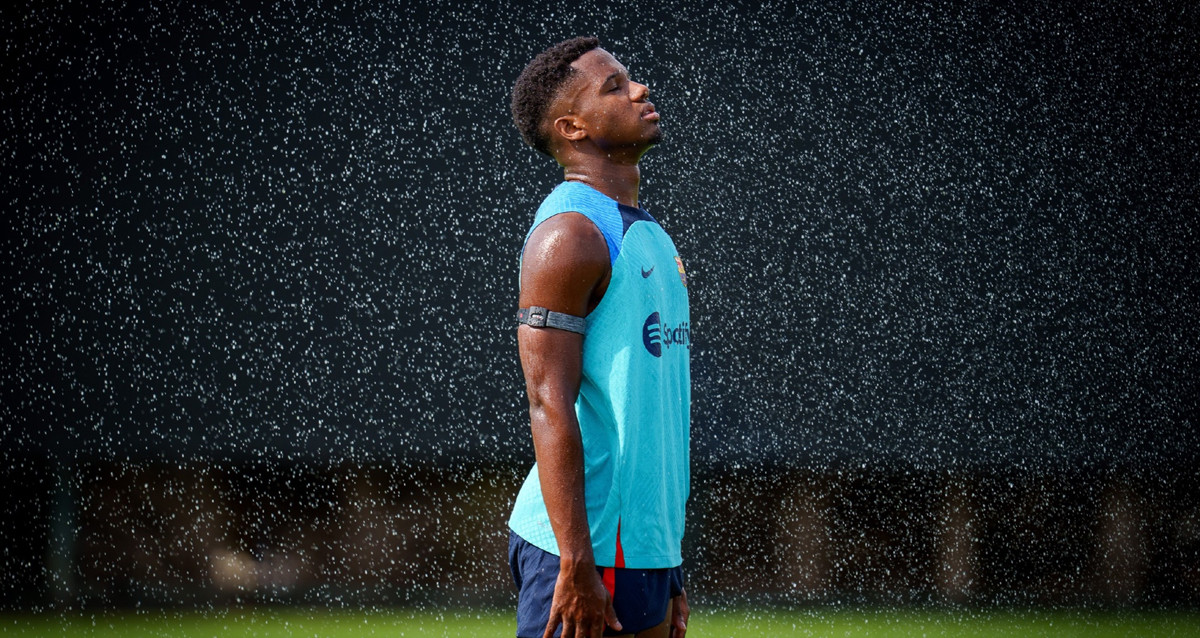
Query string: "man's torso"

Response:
xmin=508 ymin=181 xmax=691 ymax=569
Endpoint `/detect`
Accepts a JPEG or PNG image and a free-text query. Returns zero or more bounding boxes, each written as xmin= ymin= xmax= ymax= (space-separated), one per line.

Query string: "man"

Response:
xmin=507 ymin=37 xmax=691 ymax=638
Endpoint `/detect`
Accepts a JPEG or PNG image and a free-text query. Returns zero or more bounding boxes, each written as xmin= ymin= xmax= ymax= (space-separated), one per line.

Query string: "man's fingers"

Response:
xmin=671 ymin=591 xmax=689 ymax=638
xmin=672 ymin=613 xmax=687 ymax=638
xmin=543 ymin=609 xmax=560 ymax=638
xmin=588 ymin=616 xmax=605 ymax=638
xmin=604 ymin=596 xmax=623 ymax=633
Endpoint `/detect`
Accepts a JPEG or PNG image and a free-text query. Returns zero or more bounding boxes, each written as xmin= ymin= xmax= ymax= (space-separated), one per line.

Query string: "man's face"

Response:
xmin=562 ymin=48 xmax=661 ymax=153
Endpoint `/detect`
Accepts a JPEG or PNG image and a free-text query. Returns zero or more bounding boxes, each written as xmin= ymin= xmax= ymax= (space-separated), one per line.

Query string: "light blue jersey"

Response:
xmin=509 ymin=181 xmax=691 ymax=569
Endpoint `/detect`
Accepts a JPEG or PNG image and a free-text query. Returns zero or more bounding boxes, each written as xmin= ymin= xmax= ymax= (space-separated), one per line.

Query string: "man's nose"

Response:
xmin=631 ymin=82 xmax=650 ymax=101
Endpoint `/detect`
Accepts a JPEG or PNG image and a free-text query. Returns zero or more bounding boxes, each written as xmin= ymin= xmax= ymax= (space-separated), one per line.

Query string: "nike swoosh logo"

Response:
xmin=641 ymin=265 xmax=655 ymax=278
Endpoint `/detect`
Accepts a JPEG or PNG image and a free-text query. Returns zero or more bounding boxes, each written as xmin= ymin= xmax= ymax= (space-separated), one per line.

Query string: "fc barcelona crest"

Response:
xmin=674 ymin=255 xmax=687 ymax=287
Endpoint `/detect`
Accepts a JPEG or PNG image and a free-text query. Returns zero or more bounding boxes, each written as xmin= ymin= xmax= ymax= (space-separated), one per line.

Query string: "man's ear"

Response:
xmin=552 ymin=115 xmax=587 ymax=143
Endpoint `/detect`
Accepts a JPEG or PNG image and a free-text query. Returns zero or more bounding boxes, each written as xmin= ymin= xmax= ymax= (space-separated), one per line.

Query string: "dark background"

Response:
xmin=3 ymin=0 xmax=1199 ymax=612
xmin=5 ymin=0 xmax=1197 ymax=469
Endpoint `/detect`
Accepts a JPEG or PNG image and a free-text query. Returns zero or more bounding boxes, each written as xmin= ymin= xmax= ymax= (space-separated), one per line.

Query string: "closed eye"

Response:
xmin=602 ymin=70 xmax=627 ymax=93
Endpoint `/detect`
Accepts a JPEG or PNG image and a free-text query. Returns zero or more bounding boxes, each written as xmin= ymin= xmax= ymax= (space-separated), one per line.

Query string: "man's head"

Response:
xmin=512 ymin=37 xmax=660 ymax=161
xmin=511 ymin=36 xmax=600 ymax=156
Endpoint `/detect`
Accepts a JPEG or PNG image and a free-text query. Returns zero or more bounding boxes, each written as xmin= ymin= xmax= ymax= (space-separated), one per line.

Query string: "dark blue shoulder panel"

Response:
xmin=618 ymin=203 xmax=657 ymax=237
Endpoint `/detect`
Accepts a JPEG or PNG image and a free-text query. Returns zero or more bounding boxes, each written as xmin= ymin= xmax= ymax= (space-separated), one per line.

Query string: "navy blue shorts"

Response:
xmin=509 ymin=531 xmax=684 ymax=638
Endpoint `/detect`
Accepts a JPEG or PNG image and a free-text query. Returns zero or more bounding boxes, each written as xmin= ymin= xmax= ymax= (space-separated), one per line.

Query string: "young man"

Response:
xmin=507 ymin=37 xmax=691 ymax=638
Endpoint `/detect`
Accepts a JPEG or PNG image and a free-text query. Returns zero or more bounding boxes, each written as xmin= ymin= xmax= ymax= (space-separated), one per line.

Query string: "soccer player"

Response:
xmin=507 ymin=37 xmax=691 ymax=638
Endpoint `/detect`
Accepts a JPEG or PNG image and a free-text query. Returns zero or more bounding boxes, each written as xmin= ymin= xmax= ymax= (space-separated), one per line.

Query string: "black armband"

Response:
xmin=516 ymin=306 xmax=587 ymax=335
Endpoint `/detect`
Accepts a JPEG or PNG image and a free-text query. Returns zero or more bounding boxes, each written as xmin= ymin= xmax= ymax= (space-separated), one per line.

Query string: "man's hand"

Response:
xmin=670 ymin=587 xmax=689 ymax=637
xmin=544 ymin=560 xmax=621 ymax=638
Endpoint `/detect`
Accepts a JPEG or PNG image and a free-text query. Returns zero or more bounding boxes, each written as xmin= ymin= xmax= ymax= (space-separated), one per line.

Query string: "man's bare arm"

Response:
xmin=670 ymin=589 xmax=689 ymax=637
xmin=518 ymin=212 xmax=620 ymax=638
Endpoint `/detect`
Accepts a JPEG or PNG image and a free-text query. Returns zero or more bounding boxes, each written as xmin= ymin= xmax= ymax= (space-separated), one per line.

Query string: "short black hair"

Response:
xmin=511 ymin=36 xmax=601 ymax=157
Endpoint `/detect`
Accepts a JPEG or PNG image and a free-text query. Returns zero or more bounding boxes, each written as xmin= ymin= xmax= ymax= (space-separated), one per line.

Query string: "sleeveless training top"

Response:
xmin=508 ymin=181 xmax=691 ymax=569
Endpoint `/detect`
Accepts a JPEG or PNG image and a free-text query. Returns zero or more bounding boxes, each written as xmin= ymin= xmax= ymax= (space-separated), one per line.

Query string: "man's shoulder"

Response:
xmin=525 ymin=212 xmax=607 ymax=254
xmin=527 ymin=183 xmax=621 ymax=264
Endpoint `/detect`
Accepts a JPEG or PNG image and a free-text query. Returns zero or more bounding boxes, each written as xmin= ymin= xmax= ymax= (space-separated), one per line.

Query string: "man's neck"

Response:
xmin=562 ymin=160 xmax=641 ymax=208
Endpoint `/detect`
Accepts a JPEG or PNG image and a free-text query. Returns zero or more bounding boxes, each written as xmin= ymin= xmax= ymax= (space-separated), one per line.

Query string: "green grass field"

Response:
xmin=4 ymin=608 xmax=1200 ymax=637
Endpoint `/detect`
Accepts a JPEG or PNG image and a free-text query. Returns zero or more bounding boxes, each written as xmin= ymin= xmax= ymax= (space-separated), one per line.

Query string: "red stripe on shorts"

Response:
xmin=602 ymin=521 xmax=626 ymax=598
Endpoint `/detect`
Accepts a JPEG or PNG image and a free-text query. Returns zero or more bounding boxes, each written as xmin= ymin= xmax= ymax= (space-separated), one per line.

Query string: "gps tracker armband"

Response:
xmin=516 ymin=306 xmax=587 ymax=335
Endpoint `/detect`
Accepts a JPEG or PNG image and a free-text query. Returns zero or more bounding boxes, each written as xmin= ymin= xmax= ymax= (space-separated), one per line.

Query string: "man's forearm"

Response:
xmin=529 ymin=403 xmax=595 ymax=568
